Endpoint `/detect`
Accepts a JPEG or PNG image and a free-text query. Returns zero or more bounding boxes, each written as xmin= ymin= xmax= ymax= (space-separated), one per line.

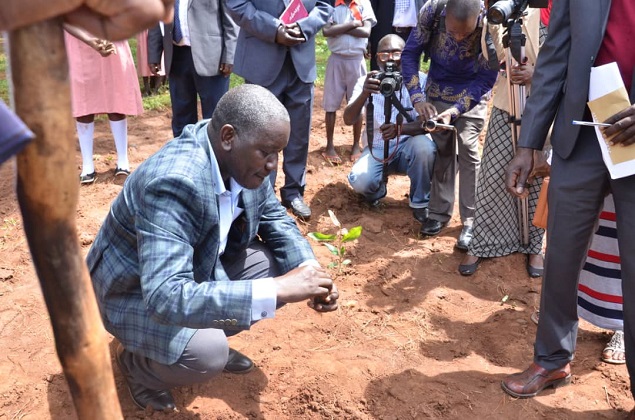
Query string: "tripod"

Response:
xmin=502 ymin=18 xmax=530 ymax=246
xmin=365 ymin=90 xmax=414 ymax=184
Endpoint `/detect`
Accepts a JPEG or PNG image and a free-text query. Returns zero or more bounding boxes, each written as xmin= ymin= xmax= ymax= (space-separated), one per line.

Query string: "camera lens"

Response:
xmin=380 ymin=78 xmax=398 ymax=96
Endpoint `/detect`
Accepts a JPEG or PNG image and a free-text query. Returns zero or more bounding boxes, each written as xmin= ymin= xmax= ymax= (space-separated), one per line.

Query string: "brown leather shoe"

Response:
xmin=501 ymin=362 xmax=571 ymax=398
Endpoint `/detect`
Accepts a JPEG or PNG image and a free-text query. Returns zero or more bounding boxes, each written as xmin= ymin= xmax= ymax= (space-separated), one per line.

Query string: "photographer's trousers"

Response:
xmin=427 ymin=96 xmax=488 ymax=226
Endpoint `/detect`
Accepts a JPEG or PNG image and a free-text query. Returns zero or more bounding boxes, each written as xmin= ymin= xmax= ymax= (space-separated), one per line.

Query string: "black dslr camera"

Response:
xmin=376 ymin=61 xmax=403 ymax=97
xmin=487 ymin=0 xmax=548 ymax=25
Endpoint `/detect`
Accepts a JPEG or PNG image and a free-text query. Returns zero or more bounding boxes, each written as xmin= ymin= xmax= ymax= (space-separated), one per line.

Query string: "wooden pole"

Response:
xmin=7 ymin=18 xmax=123 ymax=419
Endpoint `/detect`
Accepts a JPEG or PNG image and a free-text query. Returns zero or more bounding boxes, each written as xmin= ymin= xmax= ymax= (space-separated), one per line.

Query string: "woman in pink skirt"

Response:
xmin=65 ymin=25 xmax=143 ymax=184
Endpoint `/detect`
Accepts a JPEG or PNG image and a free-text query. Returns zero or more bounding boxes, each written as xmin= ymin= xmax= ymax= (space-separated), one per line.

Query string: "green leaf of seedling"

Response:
xmin=327 ymin=261 xmax=337 ymax=269
xmin=342 ymin=259 xmax=352 ymax=265
xmin=342 ymin=226 xmax=362 ymax=242
xmin=308 ymin=232 xmax=337 ymax=242
xmin=324 ymin=243 xmax=339 ymax=255
xmin=339 ymin=246 xmax=346 ymax=256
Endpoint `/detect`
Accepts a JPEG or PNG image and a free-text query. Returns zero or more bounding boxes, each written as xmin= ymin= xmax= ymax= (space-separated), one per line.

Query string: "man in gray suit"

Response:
xmin=148 ymin=0 xmax=238 ymax=137
xmin=88 ymin=85 xmax=338 ymax=411
xmin=226 ymin=0 xmax=333 ymax=220
xmin=502 ymin=1 xmax=635 ymax=408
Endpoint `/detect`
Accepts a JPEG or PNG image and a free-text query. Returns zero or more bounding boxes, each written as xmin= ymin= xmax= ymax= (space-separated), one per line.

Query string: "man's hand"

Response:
xmin=435 ymin=109 xmax=455 ymax=125
xmin=274 ymin=265 xmax=335 ymax=306
xmin=380 ymin=123 xmax=399 ymax=141
xmin=505 ymin=147 xmax=534 ymax=198
xmin=603 ymin=104 xmax=635 ymax=147
xmin=414 ymin=102 xmax=438 ymax=122
xmin=362 ymin=71 xmax=381 ymax=95
xmin=65 ymin=0 xmax=175 ymax=41
xmin=275 ymin=23 xmax=305 ymax=46
xmin=308 ymin=283 xmax=339 ymax=312
xmin=509 ymin=63 xmax=534 ymax=85
xmin=219 ymin=63 xmax=233 ymax=77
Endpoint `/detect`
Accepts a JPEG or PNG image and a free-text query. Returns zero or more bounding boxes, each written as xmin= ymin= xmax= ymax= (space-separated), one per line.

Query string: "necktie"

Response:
xmin=173 ymin=0 xmax=183 ymax=43
xmin=395 ymin=0 xmax=410 ymax=13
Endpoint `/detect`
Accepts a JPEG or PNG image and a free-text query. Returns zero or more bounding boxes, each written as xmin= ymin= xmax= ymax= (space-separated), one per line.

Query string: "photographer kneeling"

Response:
xmin=344 ymin=34 xmax=436 ymax=226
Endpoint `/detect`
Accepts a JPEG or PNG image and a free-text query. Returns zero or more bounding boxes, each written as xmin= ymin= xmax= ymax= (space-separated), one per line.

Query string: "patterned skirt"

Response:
xmin=468 ymin=107 xmax=545 ymax=257
xmin=577 ymin=195 xmax=623 ymax=331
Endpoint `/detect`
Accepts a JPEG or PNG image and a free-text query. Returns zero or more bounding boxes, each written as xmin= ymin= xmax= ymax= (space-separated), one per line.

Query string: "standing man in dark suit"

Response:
xmin=148 ymin=0 xmax=238 ymax=137
xmin=88 ymin=85 xmax=339 ymax=411
xmin=226 ymin=0 xmax=333 ymax=220
xmin=369 ymin=0 xmax=424 ymax=71
xmin=502 ymin=1 xmax=635 ymax=409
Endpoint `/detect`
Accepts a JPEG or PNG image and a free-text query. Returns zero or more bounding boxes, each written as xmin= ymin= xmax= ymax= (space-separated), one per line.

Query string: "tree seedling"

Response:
xmin=308 ymin=210 xmax=362 ymax=274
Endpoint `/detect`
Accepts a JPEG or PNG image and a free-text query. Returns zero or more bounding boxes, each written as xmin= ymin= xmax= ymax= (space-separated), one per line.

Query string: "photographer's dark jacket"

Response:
xmin=401 ymin=0 xmax=498 ymax=115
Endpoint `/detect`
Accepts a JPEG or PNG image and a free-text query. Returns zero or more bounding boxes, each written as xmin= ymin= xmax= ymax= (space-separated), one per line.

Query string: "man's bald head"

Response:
xmin=446 ymin=0 xmax=481 ymax=21
xmin=378 ymin=34 xmax=405 ymax=52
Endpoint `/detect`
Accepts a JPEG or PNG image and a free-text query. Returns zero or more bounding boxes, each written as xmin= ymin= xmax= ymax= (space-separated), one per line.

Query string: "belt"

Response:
xmin=393 ymin=26 xmax=412 ymax=34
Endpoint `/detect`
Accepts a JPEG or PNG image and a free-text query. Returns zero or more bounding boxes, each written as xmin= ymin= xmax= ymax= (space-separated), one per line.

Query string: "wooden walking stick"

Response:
xmin=7 ymin=18 xmax=123 ymax=419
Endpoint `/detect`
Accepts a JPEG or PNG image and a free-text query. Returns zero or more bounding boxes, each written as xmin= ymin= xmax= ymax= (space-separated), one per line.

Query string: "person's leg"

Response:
xmin=422 ymin=127 xmax=455 ymax=230
xmin=142 ymin=76 xmax=151 ymax=96
xmin=322 ymin=54 xmax=343 ymax=163
xmin=454 ymin=99 xmax=486 ymax=227
xmin=168 ymin=46 xmax=198 ymax=137
xmin=76 ymin=114 xmax=96 ymax=181
xmin=502 ymin=128 xmax=608 ymax=398
xmin=118 ymin=241 xmax=279 ymax=409
xmin=276 ymin=58 xmax=313 ymax=205
xmin=107 ymin=113 xmax=129 ymax=174
xmin=196 ymin=74 xmax=230 ymax=120
xmin=347 ymin=147 xmax=387 ymax=203
xmin=392 ymin=134 xmax=437 ymax=210
xmin=610 ymin=175 xmax=635 ymax=396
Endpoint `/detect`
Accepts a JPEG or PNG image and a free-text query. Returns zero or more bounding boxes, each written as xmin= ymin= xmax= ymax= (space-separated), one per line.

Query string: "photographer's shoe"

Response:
xmin=283 ymin=197 xmax=311 ymax=220
xmin=412 ymin=207 xmax=429 ymax=224
xmin=420 ymin=219 xmax=446 ymax=236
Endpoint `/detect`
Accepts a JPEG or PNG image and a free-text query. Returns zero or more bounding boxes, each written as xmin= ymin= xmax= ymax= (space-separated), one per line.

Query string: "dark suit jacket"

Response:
xmin=226 ymin=0 xmax=332 ymax=86
xmin=86 ymin=121 xmax=315 ymax=365
xmin=518 ymin=0 xmax=612 ymax=160
xmin=147 ymin=0 xmax=238 ymax=77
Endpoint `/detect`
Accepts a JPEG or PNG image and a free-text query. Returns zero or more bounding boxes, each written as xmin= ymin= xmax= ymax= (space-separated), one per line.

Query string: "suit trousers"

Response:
xmin=254 ymin=53 xmax=313 ymax=202
xmin=118 ymin=241 xmax=279 ymax=390
xmin=169 ymin=45 xmax=230 ymax=137
xmin=535 ymin=126 xmax=635 ymax=399
xmin=427 ymin=98 xmax=487 ymax=226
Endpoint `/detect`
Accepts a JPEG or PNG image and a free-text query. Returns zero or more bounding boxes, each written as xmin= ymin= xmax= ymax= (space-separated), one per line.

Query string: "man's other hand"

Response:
xmin=505 ymin=147 xmax=534 ymax=198
xmin=275 ymin=24 xmax=304 ymax=46
xmin=275 ymin=265 xmax=336 ymax=308
xmin=603 ymin=104 xmax=635 ymax=147
xmin=414 ymin=102 xmax=437 ymax=122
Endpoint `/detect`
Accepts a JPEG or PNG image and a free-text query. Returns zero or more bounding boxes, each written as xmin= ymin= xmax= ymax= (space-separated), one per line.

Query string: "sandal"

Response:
xmin=602 ymin=330 xmax=626 ymax=364
xmin=321 ymin=151 xmax=342 ymax=166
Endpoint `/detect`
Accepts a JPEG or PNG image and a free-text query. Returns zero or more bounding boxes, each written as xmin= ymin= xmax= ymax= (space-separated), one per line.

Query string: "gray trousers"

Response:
xmin=427 ymin=97 xmax=488 ymax=225
xmin=535 ymin=126 xmax=635 ymax=399
xmin=118 ymin=242 xmax=279 ymax=390
xmin=255 ymin=53 xmax=314 ymax=202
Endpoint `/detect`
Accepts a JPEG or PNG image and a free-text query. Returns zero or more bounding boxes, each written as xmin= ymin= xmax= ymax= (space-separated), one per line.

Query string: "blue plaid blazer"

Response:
xmin=87 ymin=121 xmax=315 ymax=365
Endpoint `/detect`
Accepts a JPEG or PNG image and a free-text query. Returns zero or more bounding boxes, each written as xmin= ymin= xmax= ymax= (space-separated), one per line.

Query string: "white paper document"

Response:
xmin=588 ymin=62 xmax=635 ymax=179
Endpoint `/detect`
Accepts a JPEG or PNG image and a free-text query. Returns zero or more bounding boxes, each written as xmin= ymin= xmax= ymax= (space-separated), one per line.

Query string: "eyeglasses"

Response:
xmin=376 ymin=51 xmax=402 ymax=61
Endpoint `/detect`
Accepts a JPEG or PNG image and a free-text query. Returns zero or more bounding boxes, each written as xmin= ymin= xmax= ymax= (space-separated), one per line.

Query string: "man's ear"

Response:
xmin=219 ymin=124 xmax=237 ymax=151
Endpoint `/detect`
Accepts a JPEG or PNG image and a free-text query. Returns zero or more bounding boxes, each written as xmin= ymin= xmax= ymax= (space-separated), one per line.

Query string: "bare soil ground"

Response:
xmin=0 ymin=89 xmax=633 ymax=419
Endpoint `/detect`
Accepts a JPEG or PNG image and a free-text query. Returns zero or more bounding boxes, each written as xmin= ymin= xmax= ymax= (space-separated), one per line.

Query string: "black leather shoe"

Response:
xmin=455 ymin=225 xmax=474 ymax=250
xmin=420 ymin=219 xmax=446 ymax=236
xmin=283 ymin=197 xmax=311 ymax=220
xmin=458 ymin=257 xmax=482 ymax=276
xmin=116 ymin=345 xmax=176 ymax=411
xmin=412 ymin=207 xmax=429 ymax=224
xmin=224 ymin=348 xmax=254 ymax=374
